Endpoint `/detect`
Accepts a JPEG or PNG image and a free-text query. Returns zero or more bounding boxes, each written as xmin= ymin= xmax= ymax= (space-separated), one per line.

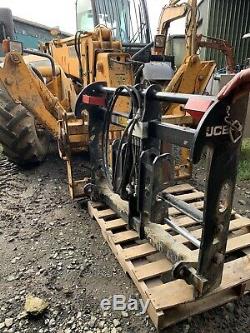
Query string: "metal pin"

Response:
xmin=164 ymin=218 xmax=201 ymax=248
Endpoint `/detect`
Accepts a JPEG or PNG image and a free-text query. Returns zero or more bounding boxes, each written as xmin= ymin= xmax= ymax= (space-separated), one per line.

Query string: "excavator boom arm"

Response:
xmin=196 ymin=35 xmax=236 ymax=73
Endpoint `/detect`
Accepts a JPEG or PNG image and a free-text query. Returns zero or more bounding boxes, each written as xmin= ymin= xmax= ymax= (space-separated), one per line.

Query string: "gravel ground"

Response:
xmin=0 ymin=151 xmax=249 ymax=333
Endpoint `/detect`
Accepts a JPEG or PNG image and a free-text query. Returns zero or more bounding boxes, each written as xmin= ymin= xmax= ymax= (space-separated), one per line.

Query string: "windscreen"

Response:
xmin=76 ymin=0 xmax=151 ymax=44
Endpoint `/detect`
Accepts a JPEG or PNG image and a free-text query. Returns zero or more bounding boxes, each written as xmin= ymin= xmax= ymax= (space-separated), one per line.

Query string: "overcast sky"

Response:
xmin=0 ymin=0 xmax=184 ymax=34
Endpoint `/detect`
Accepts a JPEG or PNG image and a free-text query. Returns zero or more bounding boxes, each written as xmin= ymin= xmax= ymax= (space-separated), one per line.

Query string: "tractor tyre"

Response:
xmin=0 ymin=8 xmax=15 ymax=40
xmin=0 ymin=101 xmax=49 ymax=166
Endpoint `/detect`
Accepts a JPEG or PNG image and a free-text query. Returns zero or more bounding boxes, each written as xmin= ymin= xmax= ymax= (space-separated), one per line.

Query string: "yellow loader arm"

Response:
xmin=0 ymin=52 xmax=89 ymax=198
xmin=0 ymin=52 xmax=75 ymax=137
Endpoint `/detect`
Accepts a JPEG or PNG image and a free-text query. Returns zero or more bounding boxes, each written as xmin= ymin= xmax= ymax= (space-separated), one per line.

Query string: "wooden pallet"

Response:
xmin=88 ymin=183 xmax=250 ymax=331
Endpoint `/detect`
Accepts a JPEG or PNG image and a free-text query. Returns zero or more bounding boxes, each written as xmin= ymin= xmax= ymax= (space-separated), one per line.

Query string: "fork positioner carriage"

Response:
xmin=79 ymin=81 xmax=248 ymax=299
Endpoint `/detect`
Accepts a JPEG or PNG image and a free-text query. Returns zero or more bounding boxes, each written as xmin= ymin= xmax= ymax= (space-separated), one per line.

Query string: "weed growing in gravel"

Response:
xmin=239 ymin=139 xmax=250 ymax=181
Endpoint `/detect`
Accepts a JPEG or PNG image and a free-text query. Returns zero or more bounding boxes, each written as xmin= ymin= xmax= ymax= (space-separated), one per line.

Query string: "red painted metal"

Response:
xmin=82 ymin=95 xmax=106 ymax=107
xmin=185 ymin=98 xmax=214 ymax=122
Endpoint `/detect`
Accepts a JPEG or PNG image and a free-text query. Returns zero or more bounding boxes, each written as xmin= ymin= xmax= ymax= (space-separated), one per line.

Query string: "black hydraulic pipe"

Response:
xmin=23 ymin=48 xmax=56 ymax=77
xmin=122 ymin=42 xmax=150 ymax=48
xmin=131 ymin=41 xmax=153 ymax=60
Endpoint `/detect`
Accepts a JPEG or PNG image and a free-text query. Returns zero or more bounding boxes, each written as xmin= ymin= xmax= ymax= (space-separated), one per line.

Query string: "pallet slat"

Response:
xmin=174 ymin=191 xmax=204 ymax=202
xmin=164 ymin=216 xmax=199 ymax=231
xmin=105 ymin=218 xmax=127 ymax=230
xmin=134 ymin=259 xmax=172 ymax=281
xmin=191 ymin=232 xmax=250 ymax=259
xmin=122 ymin=243 xmax=157 ymax=260
xmin=165 ymin=184 xmax=194 ymax=194
xmin=112 ymin=230 xmax=139 ymax=244
xmin=97 ymin=208 xmax=117 ymax=219
xmin=174 ymin=217 xmax=250 ymax=244
xmin=226 ymin=233 xmax=250 ymax=252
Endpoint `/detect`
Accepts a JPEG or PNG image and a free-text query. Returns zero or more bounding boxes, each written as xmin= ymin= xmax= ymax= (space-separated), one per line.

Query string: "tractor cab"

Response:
xmin=76 ymin=0 xmax=174 ymax=86
xmin=76 ymin=0 xmax=151 ymax=46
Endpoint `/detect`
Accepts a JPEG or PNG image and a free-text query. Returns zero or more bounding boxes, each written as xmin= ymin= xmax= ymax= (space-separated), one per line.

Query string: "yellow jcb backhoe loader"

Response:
xmin=0 ymin=0 xmax=235 ymax=196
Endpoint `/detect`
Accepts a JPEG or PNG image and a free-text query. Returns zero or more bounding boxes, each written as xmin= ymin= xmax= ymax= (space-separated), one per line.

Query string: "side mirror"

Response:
xmin=154 ymin=34 xmax=166 ymax=49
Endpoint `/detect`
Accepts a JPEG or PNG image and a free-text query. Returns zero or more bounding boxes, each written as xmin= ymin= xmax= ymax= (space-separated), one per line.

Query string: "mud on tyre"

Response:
xmin=0 ymin=101 xmax=49 ymax=166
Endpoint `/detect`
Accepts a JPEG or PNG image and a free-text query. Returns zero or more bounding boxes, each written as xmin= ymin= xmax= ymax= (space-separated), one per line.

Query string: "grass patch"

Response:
xmin=239 ymin=139 xmax=250 ymax=181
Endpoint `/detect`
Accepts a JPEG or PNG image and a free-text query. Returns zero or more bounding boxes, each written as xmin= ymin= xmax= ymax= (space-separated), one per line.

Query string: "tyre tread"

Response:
xmin=0 ymin=102 xmax=48 ymax=165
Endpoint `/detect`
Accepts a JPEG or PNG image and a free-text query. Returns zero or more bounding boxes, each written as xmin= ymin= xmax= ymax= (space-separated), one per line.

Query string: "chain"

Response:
xmin=224 ymin=107 xmax=243 ymax=144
